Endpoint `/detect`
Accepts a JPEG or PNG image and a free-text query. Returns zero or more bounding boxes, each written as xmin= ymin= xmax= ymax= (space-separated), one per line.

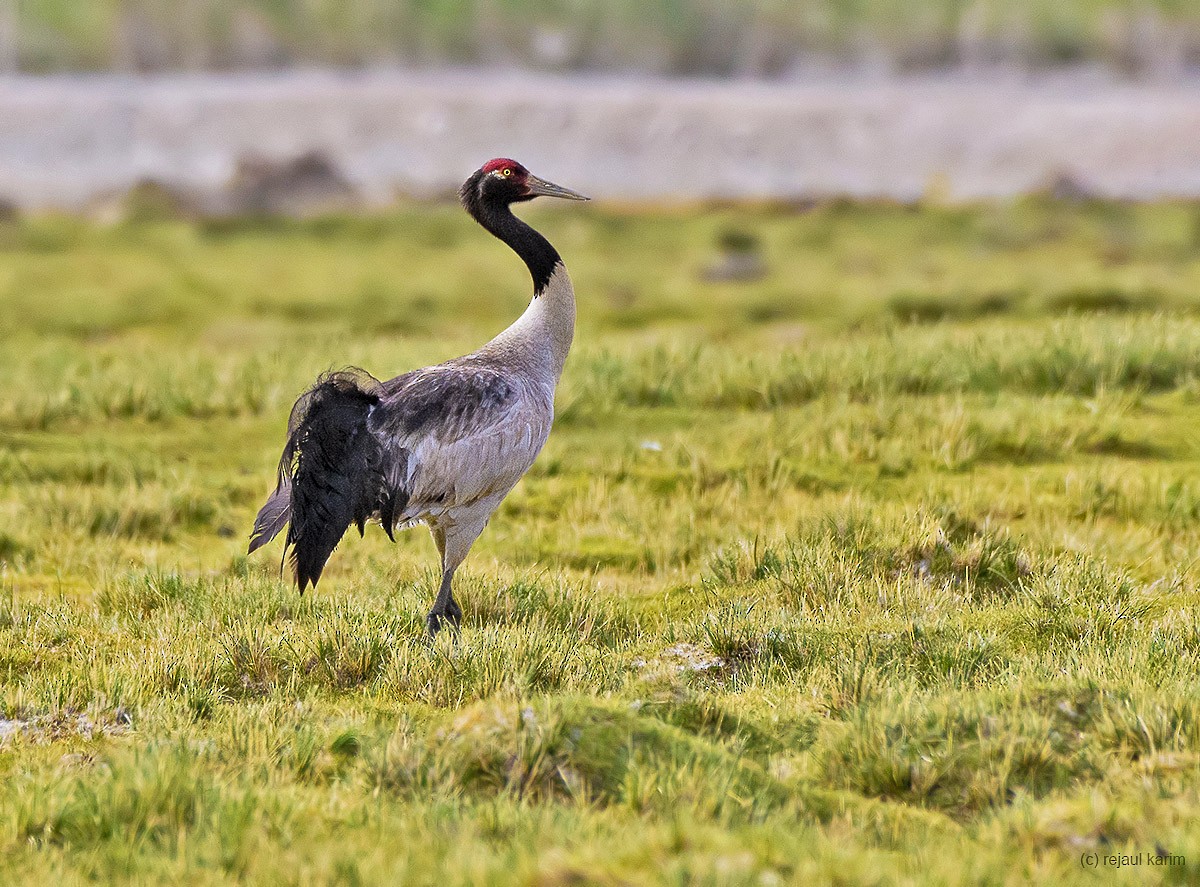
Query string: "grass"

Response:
xmin=2 ymin=198 xmax=1200 ymax=883
xmin=9 ymin=0 xmax=1200 ymax=75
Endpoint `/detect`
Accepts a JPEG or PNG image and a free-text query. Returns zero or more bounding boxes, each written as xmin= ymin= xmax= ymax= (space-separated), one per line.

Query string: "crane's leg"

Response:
xmin=427 ymin=568 xmax=462 ymax=637
xmin=426 ymin=524 xmax=457 ymax=636
xmin=426 ymin=511 xmax=489 ymax=637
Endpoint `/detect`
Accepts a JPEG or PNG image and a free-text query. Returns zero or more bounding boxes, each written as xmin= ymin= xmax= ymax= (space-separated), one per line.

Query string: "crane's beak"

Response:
xmin=525 ymin=174 xmax=590 ymax=201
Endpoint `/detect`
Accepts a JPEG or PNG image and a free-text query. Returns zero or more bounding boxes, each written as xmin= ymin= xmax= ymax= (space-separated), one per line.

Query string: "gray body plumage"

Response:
xmin=372 ymin=264 xmax=573 ymax=568
xmin=250 ymin=159 xmax=583 ymax=633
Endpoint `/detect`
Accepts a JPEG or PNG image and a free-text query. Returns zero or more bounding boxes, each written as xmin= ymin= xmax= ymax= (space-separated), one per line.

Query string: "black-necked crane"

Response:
xmin=249 ymin=159 xmax=588 ymax=635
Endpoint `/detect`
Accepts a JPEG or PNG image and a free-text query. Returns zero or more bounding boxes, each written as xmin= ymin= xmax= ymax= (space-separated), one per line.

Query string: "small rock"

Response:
xmin=227 ymin=150 xmax=358 ymax=217
xmin=0 ymin=718 xmax=29 ymax=742
xmin=701 ymin=229 xmax=768 ymax=282
xmin=661 ymin=642 xmax=726 ymax=673
xmin=1044 ymin=171 xmax=1094 ymax=203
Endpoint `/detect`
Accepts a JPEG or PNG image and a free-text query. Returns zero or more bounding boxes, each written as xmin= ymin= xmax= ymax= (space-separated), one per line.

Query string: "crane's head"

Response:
xmin=461 ymin=158 xmax=589 ymax=213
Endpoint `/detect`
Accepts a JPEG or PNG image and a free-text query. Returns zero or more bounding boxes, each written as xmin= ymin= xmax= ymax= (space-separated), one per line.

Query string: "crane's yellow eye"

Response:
xmin=501 ymin=168 xmax=512 ymax=176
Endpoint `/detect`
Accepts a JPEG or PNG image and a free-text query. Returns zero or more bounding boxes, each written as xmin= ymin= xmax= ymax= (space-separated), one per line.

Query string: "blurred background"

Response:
xmin=4 ymin=0 xmax=1200 ymax=76
xmin=0 ymin=0 xmax=1199 ymax=212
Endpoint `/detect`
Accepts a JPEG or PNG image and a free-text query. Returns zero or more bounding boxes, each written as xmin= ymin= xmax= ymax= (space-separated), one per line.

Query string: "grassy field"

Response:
xmin=2 ymin=198 xmax=1200 ymax=883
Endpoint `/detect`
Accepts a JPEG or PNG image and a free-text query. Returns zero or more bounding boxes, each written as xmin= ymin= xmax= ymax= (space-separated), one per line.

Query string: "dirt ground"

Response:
xmin=2 ymin=69 xmax=1199 ymax=209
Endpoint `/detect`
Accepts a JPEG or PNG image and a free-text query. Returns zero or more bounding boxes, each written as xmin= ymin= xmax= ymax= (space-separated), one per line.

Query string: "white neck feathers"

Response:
xmin=484 ymin=264 xmax=576 ymax=381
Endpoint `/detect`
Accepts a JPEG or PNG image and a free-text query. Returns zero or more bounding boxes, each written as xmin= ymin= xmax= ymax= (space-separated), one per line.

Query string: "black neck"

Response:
xmin=461 ymin=177 xmax=561 ymax=295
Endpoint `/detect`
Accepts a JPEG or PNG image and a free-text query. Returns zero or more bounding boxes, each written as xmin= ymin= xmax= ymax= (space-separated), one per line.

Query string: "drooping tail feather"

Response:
xmin=248 ymin=369 xmax=394 ymax=592
xmin=248 ymin=479 xmax=291 ymax=555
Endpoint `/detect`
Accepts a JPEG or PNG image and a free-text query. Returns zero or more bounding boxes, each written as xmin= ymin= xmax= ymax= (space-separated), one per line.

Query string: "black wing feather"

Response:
xmin=248 ymin=369 xmax=406 ymax=592
xmin=286 ymin=370 xmax=383 ymax=591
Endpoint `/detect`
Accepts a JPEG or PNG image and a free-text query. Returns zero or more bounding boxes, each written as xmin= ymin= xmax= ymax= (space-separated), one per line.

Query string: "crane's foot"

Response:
xmin=426 ymin=599 xmax=463 ymax=638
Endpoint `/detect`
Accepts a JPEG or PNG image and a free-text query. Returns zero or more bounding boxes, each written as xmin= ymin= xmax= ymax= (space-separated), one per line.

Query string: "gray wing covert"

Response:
xmin=375 ymin=364 xmax=519 ymax=441
xmin=372 ymin=364 xmax=546 ymax=515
